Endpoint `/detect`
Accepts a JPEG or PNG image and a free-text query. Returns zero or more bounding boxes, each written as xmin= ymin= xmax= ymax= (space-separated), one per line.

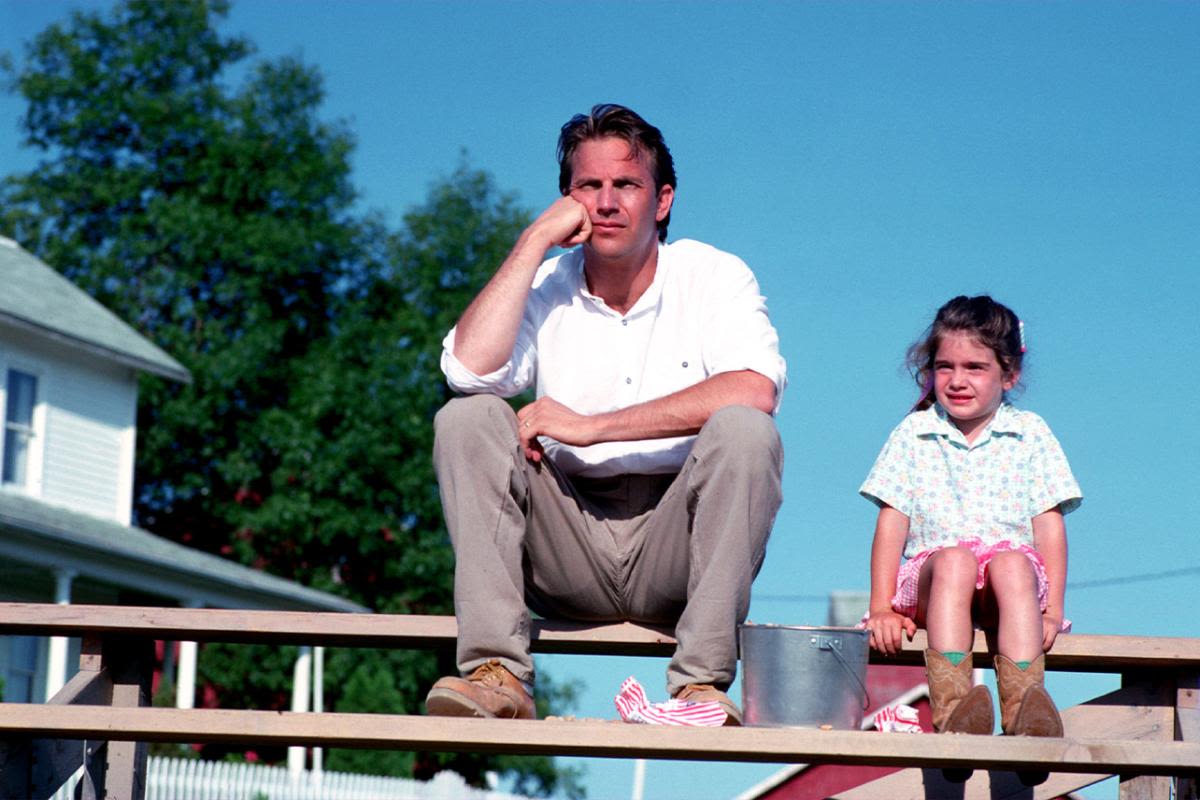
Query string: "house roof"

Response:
xmin=0 ymin=236 xmax=190 ymax=383
xmin=0 ymin=490 xmax=367 ymax=613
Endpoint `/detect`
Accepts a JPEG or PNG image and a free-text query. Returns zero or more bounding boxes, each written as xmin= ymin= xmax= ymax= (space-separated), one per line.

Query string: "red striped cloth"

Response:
xmin=870 ymin=703 xmax=923 ymax=733
xmin=614 ymin=676 xmax=729 ymax=726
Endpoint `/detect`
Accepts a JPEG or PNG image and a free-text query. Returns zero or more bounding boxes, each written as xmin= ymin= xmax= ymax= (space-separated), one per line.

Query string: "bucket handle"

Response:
xmin=819 ymin=639 xmax=871 ymax=712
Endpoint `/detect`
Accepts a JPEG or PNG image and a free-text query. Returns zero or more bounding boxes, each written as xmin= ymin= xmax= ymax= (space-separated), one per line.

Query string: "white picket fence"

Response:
xmin=54 ymin=757 xmax=527 ymax=800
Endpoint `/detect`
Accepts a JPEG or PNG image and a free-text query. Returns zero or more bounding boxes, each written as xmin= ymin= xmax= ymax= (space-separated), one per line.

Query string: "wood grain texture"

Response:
xmin=0 ymin=603 xmax=678 ymax=655
xmin=2 ymin=603 xmax=1199 ymax=669
xmin=0 ymin=706 xmax=1197 ymax=776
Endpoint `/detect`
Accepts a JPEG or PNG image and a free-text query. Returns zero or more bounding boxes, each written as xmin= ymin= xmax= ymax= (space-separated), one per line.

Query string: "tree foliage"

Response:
xmin=1 ymin=1 xmax=581 ymax=794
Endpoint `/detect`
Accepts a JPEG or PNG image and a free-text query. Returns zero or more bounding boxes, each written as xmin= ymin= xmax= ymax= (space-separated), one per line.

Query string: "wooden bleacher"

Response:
xmin=0 ymin=602 xmax=1197 ymax=799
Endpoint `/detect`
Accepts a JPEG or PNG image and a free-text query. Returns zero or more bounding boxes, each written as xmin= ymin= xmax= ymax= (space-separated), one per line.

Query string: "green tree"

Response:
xmin=2 ymin=1 xmax=581 ymax=794
xmin=1 ymin=0 xmax=362 ymax=556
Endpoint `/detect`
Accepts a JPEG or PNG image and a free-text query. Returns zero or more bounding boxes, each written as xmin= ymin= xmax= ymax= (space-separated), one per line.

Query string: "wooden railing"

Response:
xmin=0 ymin=602 xmax=1197 ymax=799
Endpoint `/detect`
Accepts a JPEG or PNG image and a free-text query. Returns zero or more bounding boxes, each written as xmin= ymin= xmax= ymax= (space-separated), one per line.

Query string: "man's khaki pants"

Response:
xmin=433 ymin=394 xmax=783 ymax=695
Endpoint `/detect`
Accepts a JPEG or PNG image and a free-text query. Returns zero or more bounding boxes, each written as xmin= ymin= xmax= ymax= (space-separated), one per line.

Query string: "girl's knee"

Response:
xmin=986 ymin=551 xmax=1037 ymax=593
xmin=927 ymin=546 xmax=979 ymax=589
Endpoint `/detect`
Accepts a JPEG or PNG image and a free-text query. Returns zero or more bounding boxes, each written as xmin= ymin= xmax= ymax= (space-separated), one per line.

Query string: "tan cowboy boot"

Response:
xmin=994 ymin=653 xmax=1063 ymax=787
xmin=425 ymin=660 xmax=536 ymax=720
xmin=994 ymin=653 xmax=1063 ymax=737
xmin=925 ymin=649 xmax=994 ymax=734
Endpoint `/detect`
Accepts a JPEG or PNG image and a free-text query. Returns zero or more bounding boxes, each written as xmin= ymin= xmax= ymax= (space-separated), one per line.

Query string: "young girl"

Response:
xmin=861 ymin=295 xmax=1081 ymax=744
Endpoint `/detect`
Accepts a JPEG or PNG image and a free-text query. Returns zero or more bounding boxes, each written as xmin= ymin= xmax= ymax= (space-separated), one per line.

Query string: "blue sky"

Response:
xmin=3 ymin=2 xmax=1198 ymax=798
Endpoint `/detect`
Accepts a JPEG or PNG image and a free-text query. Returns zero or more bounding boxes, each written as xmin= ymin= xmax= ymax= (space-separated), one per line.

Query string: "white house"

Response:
xmin=0 ymin=235 xmax=365 ymax=721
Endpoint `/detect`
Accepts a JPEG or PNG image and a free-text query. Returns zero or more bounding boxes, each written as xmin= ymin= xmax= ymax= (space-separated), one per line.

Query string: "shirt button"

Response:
xmin=625 ymin=377 xmax=632 ymax=384
xmin=621 ymin=319 xmax=628 ymax=327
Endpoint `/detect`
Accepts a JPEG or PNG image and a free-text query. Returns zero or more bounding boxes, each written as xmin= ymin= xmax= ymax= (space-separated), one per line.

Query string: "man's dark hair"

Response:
xmin=557 ymin=104 xmax=677 ymax=242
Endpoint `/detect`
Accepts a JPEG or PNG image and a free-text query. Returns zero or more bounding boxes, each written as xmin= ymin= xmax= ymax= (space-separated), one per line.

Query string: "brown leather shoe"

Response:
xmin=425 ymin=660 xmax=536 ymax=720
xmin=675 ymin=684 xmax=742 ymax=726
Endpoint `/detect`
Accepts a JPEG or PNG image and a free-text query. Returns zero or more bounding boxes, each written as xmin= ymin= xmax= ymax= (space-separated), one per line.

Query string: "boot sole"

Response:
xmin=425 ymin=688 xmax=496 ymax=719
xmin=944 ymin=685 xmax=995 ymax=735
xmin=1013 ymin=686 xmax=1062 ymax=786
xmin=1013 ymin=686 xmax=1064 ymax=737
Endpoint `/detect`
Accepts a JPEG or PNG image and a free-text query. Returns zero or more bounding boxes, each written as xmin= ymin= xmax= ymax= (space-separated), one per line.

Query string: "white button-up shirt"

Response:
xmin=441 ymin=239 xmax=787 ymax=477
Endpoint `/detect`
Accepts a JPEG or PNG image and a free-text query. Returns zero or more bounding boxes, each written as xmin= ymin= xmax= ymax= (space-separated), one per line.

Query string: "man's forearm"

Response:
xmin=516 ymin=370 xmax=776 ymax=458
xmin=453 ymin=196 xmax=592 ymax=376
xmin=592 ymin=370 xmax=775 ymax=441
xmin=451 ymin=231 xmax=548 ymax=375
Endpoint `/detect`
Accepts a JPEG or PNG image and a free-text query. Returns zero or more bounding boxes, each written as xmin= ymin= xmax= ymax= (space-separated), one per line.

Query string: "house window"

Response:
xmin=3 ymin=369 xmax=38 ymax=486
xmin=3 ymin=636 xmax=40 ymax=702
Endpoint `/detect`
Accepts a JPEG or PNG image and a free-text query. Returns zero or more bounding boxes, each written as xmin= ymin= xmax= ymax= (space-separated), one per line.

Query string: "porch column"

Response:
xmin=287 ymin=645 xmax=313 ymax=778
xmin=43 ymin=568 xmax=76 ymax=701
xmin=312 ymin=645 xmax=325 ymax=783
xmin=176 ymin=600 xmax=202 ymax=709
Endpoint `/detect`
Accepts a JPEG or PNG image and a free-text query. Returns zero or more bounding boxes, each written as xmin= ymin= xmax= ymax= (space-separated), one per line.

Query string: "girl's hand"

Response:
xmin=1041 ymin=611 xmax=1064 ymax=651
xmin=866 ymin=610 xmax=917 ymax=656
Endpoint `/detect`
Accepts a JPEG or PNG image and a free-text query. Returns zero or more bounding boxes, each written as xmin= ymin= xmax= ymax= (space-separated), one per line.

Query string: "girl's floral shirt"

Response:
xmin=860 ymin=403 xmax=1082 ymax=558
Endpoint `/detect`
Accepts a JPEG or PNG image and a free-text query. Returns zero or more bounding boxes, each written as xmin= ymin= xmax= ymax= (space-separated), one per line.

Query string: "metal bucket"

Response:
xmin=739 ymin=624 xmax=870 ymax=729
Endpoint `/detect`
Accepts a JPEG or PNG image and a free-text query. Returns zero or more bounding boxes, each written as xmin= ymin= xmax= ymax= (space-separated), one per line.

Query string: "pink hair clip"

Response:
xmin=1018 ymin=320 xmax=1027 ymax=353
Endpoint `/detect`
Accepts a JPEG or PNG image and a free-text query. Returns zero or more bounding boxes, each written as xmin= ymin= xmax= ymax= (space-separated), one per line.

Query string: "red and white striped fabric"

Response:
xmin=614 ymin=676 xmax=729 ymax=726
xmin=870 ymin=703 xmax=923 ymax=733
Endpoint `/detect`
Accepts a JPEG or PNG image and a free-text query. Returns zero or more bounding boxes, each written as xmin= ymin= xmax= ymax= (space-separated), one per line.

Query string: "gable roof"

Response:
xmin=0 ymin=236 xmax=190 ymax=383
xmin=0 ymin=490 xmax=367 ymax=613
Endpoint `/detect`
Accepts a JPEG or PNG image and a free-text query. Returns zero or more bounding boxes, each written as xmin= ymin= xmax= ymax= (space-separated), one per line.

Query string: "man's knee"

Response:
xmin=697 ymin=406 xmax=782 ymax=468
xmin=435 ymin=394 xmax=513 ymax=443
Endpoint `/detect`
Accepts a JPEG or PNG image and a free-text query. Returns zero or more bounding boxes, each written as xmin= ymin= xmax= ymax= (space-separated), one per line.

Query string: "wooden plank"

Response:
xmin=0 ymin=603 xmax=677 ymax=656
xmin=0 ymin=656 xmax=108 ymax=799
xmin=880 ymin=630 xmax=1200 ymax=672
xmin=99 ymin=637 xmax=153 ymax=800
xmin=1180 ymin=672 xmax=1200 ymax=743
xmin=29 ymin=666 xmax=108 ymax=799
xmin=833 ymin=768 xmax=1109 ymax=800
xmin=834 ymin=683 xmax=1174 ymax=799
xmin=28 ymin=662 xmax=110 ymax=798
xmin=2 ymin=603 xmax=1199 ymax=670
xmin=48 ymin=667 xmax=110 ymax=707
xmin=1119 ymin=671 xmax=1177 ymax=800
xmin=1181 ymin=674 xmax=1200 ymax=800
xmin=1 ymin=706 xmax=1198 ymax=776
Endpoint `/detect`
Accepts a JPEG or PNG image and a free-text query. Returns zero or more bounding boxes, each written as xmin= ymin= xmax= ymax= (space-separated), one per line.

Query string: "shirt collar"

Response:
xmin=914 ymin=402 xmax=1024 ymax=446
xmin=574 ymin=242 xmax=667 ymax=319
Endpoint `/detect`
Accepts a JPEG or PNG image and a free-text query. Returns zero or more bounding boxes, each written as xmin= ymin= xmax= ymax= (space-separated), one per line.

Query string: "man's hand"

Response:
xmin=514 ymin=372 xmax=776 ymax=462
xmin=516 ymin=396 xmax=594 ymax=463
xmin=528 ymin=195 xmax=592 ymax=252
xmin=865 ymin=609 xmax=917 ymax=656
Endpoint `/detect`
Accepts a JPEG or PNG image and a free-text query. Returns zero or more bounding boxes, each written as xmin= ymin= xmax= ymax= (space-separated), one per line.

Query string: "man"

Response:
xmin=426 ymin=104 xmax=785 ymax=725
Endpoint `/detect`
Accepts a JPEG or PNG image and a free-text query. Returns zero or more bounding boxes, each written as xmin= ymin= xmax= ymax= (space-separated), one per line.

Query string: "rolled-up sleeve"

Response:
xmin=700 ymin=258 xmax=788 ymax=412
xmin=440 ymin=318 xmax=537 ymax=397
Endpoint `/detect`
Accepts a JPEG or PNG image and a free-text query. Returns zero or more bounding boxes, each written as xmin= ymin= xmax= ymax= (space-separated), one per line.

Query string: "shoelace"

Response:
xmin=469 ymin=661 xmax=511 ymax=687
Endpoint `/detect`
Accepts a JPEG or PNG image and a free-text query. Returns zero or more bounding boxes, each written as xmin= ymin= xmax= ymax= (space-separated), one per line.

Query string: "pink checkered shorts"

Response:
xmin=890 ymin=538 xmax=1063 ymax=627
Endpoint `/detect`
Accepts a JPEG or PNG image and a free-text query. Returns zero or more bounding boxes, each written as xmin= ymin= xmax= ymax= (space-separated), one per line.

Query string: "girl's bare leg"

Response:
xmin=916 ymin=546 xmax=978 ymax=652
xmin=981 ymin=551 xmax=1042 ymax=662
xmin=916 ymin=546 xmax=995 ymax=747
